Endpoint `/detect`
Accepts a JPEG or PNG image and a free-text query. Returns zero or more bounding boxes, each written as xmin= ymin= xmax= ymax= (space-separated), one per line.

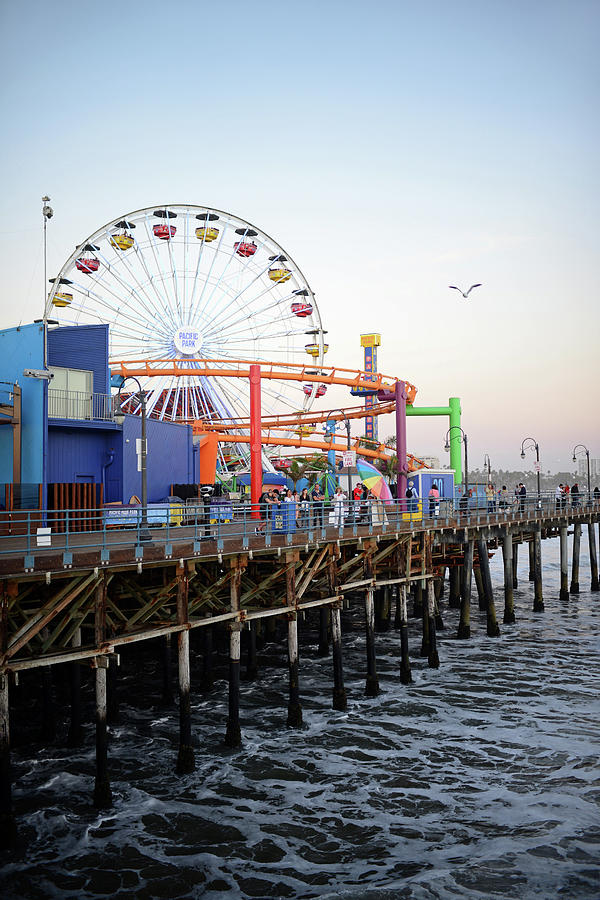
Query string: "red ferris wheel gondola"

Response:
xmin=75 ymin=244 xmax=100 ymax=274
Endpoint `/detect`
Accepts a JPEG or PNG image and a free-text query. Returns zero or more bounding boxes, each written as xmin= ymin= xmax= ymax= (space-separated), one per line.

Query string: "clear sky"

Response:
xmin=1 ymin=0 xmax=598 ymax=472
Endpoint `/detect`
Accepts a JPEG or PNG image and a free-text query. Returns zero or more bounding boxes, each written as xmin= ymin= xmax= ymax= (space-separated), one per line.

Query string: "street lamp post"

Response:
xmin=114 ymin=376 xmax=151 ymax=541
xmin=484 ymin=453 xmax=491 ymax=483
xmin=572 ymin=444 xmax=590 ymax=503
xmin=444 ymin=426 xmax=468 ymax=501
xmin=520 ymin=437 xmax=540 ymax=505
xmin=42 ymin=195 xmax=53 ymax=366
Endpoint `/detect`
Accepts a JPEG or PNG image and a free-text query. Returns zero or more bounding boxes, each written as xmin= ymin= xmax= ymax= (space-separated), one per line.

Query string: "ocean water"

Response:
xmin=1 ymin=533 xmax=599 ymax=899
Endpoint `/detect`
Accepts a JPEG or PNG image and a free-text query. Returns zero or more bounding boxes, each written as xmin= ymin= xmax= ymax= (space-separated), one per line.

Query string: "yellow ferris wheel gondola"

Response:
xmin=195 ymin=226 xmax=219 ymax=242
xmin=268 ymin=254 xmax=291 ymax=283
xmin=109 ymin=220 xmax=136 ymax=251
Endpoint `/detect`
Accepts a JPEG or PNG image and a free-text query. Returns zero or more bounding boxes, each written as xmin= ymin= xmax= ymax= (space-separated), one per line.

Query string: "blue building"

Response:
xmin=0 ymin=322 xmax=196 ymax=511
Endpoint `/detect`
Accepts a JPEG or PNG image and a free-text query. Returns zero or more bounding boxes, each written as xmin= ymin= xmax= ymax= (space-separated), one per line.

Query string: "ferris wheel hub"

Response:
xmin=173 ymin=326 xmax=203 ymax=356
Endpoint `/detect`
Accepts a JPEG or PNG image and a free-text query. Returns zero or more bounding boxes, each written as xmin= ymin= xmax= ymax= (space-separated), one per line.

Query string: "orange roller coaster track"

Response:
xmin=110 ymin=358 xmax=423 ymax=467
xmin=110 ymin=358 xmax=418 ymax=404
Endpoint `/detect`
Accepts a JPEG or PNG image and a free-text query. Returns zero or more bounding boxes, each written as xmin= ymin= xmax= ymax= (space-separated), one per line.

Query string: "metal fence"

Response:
xmin=1 ymin=493 xmax=598 ymax=571
xmin=48 ymin=389 xmax=113 ymax=421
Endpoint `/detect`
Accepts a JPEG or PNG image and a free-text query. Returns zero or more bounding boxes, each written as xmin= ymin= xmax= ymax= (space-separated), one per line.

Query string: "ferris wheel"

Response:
xmin=45 ymin=205 xmax=328 ymax=446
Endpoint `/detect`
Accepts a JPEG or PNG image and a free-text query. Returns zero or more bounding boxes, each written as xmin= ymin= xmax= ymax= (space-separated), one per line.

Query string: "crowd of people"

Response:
xmin=254 ymin=481 xmax=380 ymax=533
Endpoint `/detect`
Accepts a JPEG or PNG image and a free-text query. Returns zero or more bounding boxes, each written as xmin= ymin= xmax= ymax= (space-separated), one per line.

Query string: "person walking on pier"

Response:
xmin=312 ymin=482 xmax=325 ymax=528
xmin=498 ymin=485 xmax=509 ymax=510
xmin=299 ymin=488 xmax=310 ymax=528
xmin=563 ymin=483 xmax=570 ymax=509
xmin=571 ymin=483 xmax=580 ymax=507
xmin=428 ymin=483 xmax=440 ymax=518
xmin=518 ymin=483 xmax=527 ymax=513
xmin=332 ymin=485 xmax=346 ymax=528
xmin=556 ymin=484 xmax=564 ymax=510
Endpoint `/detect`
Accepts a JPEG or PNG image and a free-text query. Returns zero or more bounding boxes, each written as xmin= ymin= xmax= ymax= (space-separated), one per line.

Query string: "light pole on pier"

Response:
xmin=520 ymin=437 xmax=540 ymax=505
xmin=332 ymin=410 xmax=353 ymax=502
xmin=114 ymin=376 xmax=151 ymax=541
xmin=483 ymin=453 xmax=492 ymax=483
xmin=572 ymin=444 xmax=591 ymax=503
xmin=444 ymin=426 xmax=468 ymax=500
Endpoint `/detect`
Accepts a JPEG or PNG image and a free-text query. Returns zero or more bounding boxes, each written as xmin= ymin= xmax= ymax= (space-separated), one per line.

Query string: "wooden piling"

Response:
xmin=426 ymin=579 xmax=439 ymax=668
xmin=448 ymin=566 xmax=461 ymax=609
xmin=286 ymin=554 xmax=302 ymax=726
xmin=67 ymin=628 xmax=84 ymax=747
xmin=502 ymin=530 xmax=515 ymax=624
xmin=393 ymin=584 xmax=402 ymax=630
xmin=588 ymin=522 xmax=600 ymax=592
xmin=512 ymin=542 xmax=519 ymax=588
xmin=457 ymin=540 xmax=473 ymax=639
xmin=528 ymin=540 xmax=535 ymax=582
xmin=225 ymin=559 xmax=243 ymax=748
xmin=474 ymin=564 xmax=486 ymax=611
xmin=413 ymin=580 xmax=424 ymax=617
xmin=398 ymin=585 xmax=412 ymax=683
xmin=559 ymin=526 xmax=569 ymax=602
xmin=331 ymin=605 xmax=347 ymax=711
xmin=533 ymin=526 xmax=544 ymax=612
xmin=327 ymin=547 xmax=346 ymax=710
xmin=477 ymin=538 xmax=500 ymax=637
xmin=420 ymin=585 xmax=430 ymax=658
xmin=93 ymin=577 xmax=112 ymax=809
xmin=176 ymin=563 xmax=195 ymax=774
xmin=570 ymin=523 xmax=581 ymax=594
xmin=0 ymin=581 xmax=16 ymax=840
xmin=363 ymin=550 xmax=379 ymax=697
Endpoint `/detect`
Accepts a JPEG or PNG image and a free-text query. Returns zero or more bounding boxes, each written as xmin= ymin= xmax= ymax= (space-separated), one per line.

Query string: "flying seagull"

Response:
xmin=449 ymin=283 xmax=482 ymax=299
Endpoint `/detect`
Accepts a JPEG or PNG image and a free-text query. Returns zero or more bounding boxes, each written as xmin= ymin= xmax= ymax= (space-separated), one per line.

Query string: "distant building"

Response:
xmin=578 ymin=458 xmax=599 ymax=478
xmin=417 ymin=455 xmax=441 ymax=469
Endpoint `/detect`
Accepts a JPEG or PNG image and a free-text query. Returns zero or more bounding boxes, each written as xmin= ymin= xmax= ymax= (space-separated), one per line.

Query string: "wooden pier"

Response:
xmin=1 ymin=500 xmax=599 ymax=835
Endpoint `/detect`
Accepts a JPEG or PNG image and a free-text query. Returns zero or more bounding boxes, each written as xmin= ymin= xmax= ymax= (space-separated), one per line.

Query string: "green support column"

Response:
xmin=406 ymin=398 xmax=462 ymax=485
xmin=448 ymin=397 xmax=462 ymax=484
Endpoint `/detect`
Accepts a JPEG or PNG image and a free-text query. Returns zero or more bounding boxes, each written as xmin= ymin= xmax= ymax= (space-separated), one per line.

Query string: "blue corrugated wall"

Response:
xmin=0 ymin=323 xmax=46 ymax=484
xmin=47 ymin=428 xmax=122 ymax=501
xmin=122 ymin=416 xmax=194 ymax=502
xmin=47 ymin=324 xmax=110 ymax=393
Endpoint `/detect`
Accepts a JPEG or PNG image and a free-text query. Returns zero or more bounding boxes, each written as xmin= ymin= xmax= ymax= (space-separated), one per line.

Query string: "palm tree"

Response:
xmin=288 ymin=459 xmax=308 ymax=491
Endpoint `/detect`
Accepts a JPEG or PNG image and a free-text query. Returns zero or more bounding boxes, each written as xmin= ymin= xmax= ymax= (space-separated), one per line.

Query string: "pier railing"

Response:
xmin=0 ymin=492 xmax=598 ymax=573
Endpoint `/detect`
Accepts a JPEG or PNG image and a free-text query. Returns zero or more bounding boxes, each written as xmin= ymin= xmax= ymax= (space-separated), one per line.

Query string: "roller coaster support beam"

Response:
xmin=406 ymin=398 xmax=462 ymax=484
xmin=395 ymin=381 xmax=408 ymax=502
xmin=250 ymin=365 xmax=262 ymax=520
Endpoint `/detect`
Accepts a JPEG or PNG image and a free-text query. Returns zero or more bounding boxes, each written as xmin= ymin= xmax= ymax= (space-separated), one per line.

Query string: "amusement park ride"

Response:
xmin=45 ymin=204 xmax=463 ymax=507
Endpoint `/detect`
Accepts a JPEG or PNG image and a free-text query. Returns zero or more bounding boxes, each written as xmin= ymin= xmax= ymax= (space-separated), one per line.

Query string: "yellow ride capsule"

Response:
xmin=268 ymin=267 xmax=292 ymax=283
xmin=195 ymin=226 xmax=219 ymax=242
xmin=110 ymin=233 xmax=135 ymax=251
xmin=52 ymin=292 xmax=73 ymax=307
xmin=305 ymin=342 xmax=329 ymax=356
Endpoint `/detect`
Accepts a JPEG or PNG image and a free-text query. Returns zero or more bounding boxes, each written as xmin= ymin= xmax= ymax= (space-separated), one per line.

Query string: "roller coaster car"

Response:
xmin=294 ymin=424 xmax=316 ymax=436
xmin=274 ymin=458 xmax=291 ymax=470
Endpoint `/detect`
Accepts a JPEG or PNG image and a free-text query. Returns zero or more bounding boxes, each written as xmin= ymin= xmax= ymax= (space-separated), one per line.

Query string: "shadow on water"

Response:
xmin=1 ymin=535 xmax=599 ymax=899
